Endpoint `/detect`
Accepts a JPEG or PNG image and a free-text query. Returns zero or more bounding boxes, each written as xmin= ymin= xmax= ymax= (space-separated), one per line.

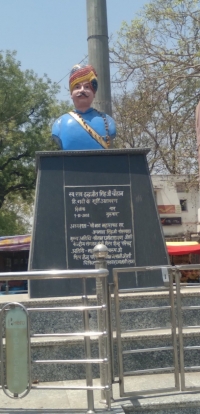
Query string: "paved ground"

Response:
xmin=0 ymin=373 xmax=200 ymax=413
xmin=0 ymin=378 xmax=124 ymax=414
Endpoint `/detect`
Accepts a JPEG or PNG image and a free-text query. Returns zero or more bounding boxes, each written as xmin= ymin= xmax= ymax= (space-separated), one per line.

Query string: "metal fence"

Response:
xmin=112 ymin=264 xmax=200 ymax=398
xmin=112 ymin=265 xmax=179 ymax=397
xmin=1 ymin=258 xmax=200 ymax=408
xmin=175 ymin=265 xmax=200 ymax=392
xmin=0 ymin=267 xmax=111 ymax=413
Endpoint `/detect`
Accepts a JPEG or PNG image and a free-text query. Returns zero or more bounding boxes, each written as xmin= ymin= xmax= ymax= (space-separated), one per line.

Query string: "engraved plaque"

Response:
xmin=65 ymin=185 xmax=134 ymax=270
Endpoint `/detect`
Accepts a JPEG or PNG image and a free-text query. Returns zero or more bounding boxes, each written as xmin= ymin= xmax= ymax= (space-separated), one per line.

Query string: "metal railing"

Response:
xmin=0 ymin=263 xmax=111 ymax=414
xmin=175 ymin=264 xmax=200 ymax=392
xmin=2 ymin=251 xmax=200 ymax=406
xmin=112 ymin=265 xmax=180 ymax=397
xmin=112 ymin=263 xmax=200 ymax=397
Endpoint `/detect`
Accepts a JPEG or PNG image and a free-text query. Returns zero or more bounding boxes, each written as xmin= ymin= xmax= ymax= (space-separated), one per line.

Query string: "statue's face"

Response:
xmin=71 ymin=81 xmax=95 ymax=111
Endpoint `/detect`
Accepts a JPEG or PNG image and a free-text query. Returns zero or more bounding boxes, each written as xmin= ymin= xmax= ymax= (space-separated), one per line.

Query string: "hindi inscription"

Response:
xmin=65 ymin=185 xmax=134 ymax=268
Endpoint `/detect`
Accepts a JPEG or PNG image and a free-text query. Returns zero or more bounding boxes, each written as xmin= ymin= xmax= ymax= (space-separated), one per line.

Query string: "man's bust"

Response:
xmin=52 ymin=64 xmax=116 ymax=150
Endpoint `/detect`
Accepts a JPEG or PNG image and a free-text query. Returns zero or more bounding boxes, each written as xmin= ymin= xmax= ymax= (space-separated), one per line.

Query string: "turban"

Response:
xmin=69 ymin=64 xmax=98 ymax=94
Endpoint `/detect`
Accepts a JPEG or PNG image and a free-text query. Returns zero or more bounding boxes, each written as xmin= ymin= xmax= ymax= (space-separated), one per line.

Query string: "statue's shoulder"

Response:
xmin=52 ymin=113 xmax=74 ymax=137
xmin=54 ymin=113 xmax=72 ymax=125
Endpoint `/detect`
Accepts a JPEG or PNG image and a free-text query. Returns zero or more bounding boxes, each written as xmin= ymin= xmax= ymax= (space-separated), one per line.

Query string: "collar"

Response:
xmin=74 ymin=107 xmax=94 ymax=115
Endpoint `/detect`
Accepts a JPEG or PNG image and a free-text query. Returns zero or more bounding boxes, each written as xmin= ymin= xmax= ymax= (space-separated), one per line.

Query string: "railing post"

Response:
xmin=168 ymin=268 xmax=180 ymax=391
xmin=93 ymin=244 xmax=111 ymax=409
xmin=175 ymin=267 xmax=186 ymax=391
xmin=82 ymin=278 xmax=95 ymax=414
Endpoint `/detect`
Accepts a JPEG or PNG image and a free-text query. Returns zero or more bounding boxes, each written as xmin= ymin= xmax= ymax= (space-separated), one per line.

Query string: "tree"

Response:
xmin=0 ymin=198 xmax=32 ymax=236
xmin=0 ymin=51 xmax=72 ymax=235
xmin=111 ymin=0 xmax=200 ymax=175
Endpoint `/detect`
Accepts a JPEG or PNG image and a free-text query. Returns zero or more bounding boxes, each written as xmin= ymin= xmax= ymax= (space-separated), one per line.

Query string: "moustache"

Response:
xmin=76 ymin=92 xmax=89 ymax=97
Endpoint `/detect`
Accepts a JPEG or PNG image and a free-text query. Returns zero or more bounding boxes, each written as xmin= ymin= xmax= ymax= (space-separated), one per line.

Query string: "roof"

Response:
xmin=0 ymin=235 xmax=31 ymax=251
xmin=166 ymin=241 xmax=200 ymax=255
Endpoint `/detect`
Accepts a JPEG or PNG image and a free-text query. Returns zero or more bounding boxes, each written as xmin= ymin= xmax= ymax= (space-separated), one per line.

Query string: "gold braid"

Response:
xmin=70 ymin=108 xmax=111 ymax=148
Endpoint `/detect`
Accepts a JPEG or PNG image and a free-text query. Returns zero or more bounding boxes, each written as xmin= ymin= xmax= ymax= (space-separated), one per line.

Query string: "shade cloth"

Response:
xmin=166 ymin=241 xmax=200 ymax=256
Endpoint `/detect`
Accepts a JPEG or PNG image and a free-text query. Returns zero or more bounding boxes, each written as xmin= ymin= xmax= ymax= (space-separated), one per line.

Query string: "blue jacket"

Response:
xmin=52 ymin=107 xmax=116 ymax=150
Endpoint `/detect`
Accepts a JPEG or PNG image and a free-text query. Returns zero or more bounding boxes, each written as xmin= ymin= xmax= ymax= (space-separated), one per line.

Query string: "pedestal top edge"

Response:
xmin=36 ymin=148 xmax=150 ymax=159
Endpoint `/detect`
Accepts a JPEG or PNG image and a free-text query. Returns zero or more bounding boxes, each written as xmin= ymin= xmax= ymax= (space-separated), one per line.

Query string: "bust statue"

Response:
xmin=52 ymin=64 xmax=116 ymax=150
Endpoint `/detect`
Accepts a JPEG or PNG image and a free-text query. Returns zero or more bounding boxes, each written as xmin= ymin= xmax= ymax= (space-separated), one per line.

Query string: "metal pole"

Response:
xmin=108 ymin=283 xmax=115 ymax=384
xmin=168 ymin=269 xmax=180 ymax=391
xmin=113 ymin=268 xmax=125 ymax=396
xmin=93 ymin=244 xmax=111 ymax=408
xmin=175 ymin=268 xmax=186 ymax=391
xmin=82 ymin=279 xmax=95 ymax=414
xmin=102 ymin=276 xmax=111 ymax=410
xmin=86 ymin=0 xmax=112 ymax=115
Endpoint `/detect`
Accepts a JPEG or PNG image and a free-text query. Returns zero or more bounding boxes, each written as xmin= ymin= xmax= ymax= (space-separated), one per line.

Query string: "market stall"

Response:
xmin=166 ymin=241 xmax=200 ymax=283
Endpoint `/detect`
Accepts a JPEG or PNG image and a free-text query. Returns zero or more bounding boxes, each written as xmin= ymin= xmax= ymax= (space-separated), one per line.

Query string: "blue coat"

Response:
xmin=52 ymin=107 xmax=116 ymax=150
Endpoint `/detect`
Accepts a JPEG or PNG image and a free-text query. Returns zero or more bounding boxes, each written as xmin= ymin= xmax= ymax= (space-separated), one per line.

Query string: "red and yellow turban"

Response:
xmin=69 ymin=64 xmax=98 ymax=94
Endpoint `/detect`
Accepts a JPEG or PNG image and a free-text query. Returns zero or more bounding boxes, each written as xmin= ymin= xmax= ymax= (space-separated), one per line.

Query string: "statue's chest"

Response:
xmin=67 ymin=115 xmax=106 ymax=138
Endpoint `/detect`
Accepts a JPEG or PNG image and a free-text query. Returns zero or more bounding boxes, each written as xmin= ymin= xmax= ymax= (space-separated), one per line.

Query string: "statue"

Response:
xmin=52 ymin=64 xmax=116 ymax=150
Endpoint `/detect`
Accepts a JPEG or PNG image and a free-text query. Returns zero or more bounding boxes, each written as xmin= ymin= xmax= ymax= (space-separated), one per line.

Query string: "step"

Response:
xmin=0 ymin=327 xmax=198 ymax=383
xmin=1 ymin=287 xmax=200 ymax=333
xmin=116 ymin=286 xmax=200 ymax=331
xmin=28 ymin=329 xmax=174 ymax=382
xmin=0 ymin=288 xmax=191 ymax=334
xmin=31 ymin=328 xmax=200 ymax=382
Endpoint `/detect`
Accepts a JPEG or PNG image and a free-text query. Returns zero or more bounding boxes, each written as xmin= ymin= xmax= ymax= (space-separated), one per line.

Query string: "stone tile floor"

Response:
xmin=0 ymin=373 xmax=200 ymax=413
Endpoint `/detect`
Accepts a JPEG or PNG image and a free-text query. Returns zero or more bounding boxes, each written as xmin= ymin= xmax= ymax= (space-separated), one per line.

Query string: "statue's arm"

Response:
xmin=51 ymin=118 xmax=63 ymax=149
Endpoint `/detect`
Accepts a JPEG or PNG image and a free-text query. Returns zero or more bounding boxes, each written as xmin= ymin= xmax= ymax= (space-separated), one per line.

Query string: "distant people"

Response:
xmin=52 ymin=64 xmax=116 ymax=150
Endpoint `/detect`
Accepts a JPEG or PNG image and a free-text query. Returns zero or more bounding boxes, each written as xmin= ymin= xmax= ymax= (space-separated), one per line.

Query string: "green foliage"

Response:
xmin=0 ymin=194 xmax=33 ymax=236
xmin=0 ymin=205 xmax=28 ymax=236
xmin=0 ymin=51 xmax=72 ymax=234
xmin=111 ymin=0 xmax=200 ymax=175
xmin=0 ymin=210 xmax=27 ymax=236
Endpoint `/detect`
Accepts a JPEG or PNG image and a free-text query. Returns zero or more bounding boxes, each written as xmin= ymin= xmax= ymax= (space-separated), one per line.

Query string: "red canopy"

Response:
xmin=166 ymin=243 xmax=200 ymax=256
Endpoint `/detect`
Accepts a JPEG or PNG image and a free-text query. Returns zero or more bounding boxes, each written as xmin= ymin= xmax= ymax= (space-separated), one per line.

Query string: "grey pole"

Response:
xmin=86 ymin=0 xmax=112 ymax=116
xmin=82 ymin=291 xmax=95 ymax=414
xmin=93 ymin=244 xmax=112 ymax=409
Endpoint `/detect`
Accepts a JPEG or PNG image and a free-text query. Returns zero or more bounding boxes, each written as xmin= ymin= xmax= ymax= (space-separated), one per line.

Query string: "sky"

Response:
xmin=1 ymin=0 xmax=148 ymax=101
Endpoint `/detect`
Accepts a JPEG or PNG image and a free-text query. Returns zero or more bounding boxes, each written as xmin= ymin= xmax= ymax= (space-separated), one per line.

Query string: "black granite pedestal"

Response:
xmin=28 ymin=149 xmax=169 ymax=298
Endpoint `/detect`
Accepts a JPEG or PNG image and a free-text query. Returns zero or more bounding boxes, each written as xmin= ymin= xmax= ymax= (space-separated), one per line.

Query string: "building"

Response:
xmin=152 ymin=175 xmax=199 ymax=241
